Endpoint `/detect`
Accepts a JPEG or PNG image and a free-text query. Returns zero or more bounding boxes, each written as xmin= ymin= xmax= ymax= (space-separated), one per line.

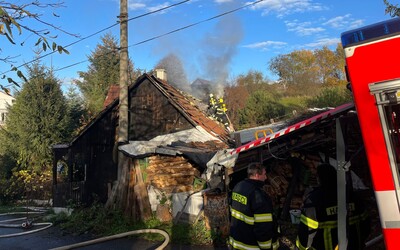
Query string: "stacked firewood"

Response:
xmin=263 ymin=154 xmax=321 ymax=210
xmin=145 ymin=155 xmax=200 ymax=194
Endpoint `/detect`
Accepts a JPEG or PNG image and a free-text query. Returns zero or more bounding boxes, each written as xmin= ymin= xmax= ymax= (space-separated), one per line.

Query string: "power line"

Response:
xmin=54 ymin=0 xmax=266 ymax=73
xmin=1 ymin=0 xmax=192 ymax=76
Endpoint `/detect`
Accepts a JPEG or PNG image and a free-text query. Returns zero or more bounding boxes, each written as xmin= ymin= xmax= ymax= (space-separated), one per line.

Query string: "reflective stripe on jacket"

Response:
xmin=229 ymin=179 xmax=279 ymax=250
xmin=296 ymin=187 xmax=370 ymax=250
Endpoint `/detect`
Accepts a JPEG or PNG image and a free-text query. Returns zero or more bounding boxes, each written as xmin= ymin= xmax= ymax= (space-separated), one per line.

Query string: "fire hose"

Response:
xmin=0 ymin=210 xmax=53 ymax=238
xmin=49 ymin=229 xmax=170 ymax=250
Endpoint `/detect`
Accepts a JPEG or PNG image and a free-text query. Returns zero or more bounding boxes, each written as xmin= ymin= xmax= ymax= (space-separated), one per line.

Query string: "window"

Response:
xmin=370 ymin=79 xmax=400 ymax=210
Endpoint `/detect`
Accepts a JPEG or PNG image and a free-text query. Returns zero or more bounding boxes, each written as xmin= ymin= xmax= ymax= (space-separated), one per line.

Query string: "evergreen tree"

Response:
xmin=0 ymin=62 xmax=70 ymax=172
xmin=65 ymin=86 xmax=88 ymax=137
xmin=76 ymin=33 xmax=141 ymax=116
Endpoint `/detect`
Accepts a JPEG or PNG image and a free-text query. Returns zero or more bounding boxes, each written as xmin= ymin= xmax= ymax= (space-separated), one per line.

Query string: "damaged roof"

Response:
xmin=58 ymin=73 xmax=231 ymax=148
xmin=146 ymin=74 xmax=231 ymax=145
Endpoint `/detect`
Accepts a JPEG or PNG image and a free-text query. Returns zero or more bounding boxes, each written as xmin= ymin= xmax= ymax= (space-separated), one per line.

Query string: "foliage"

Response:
xmin=225 ymin=70 xmax=275 ymax=128
xmin=268 ymin=45 xmax=347 ymax=94
xmin=306 ymin=86 xmax=353 ymax=108
xmin=57 ymin=203 xmax=214 ymax=245
xmin=75 ymin=33 xmax=142 ymax=116
xmin=65 ymin=86 xmax=88 ymax=137
xmin=238 ymin=90 xmax=286 ymax=129
xmin=1 ymin=169 xmax=52 ymax=201
xmin=0 ymin=61 xmax=71 ymax=200
xmin=384 ymin=0 xmax=400 ymax=17
xmin=0 ymin=1 xmax=74 ymax=87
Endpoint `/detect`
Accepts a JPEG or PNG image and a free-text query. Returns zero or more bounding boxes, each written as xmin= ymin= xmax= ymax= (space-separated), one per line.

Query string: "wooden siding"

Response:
xmin=52 ymin=107 xmax=118 ymax=206
xmin=52 ymin=181 xmax=86 ymax=207
xmin=129 ymin=79 xmax=193 ymax=141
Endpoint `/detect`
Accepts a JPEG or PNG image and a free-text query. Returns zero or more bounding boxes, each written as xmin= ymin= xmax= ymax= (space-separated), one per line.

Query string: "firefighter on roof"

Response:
xmin=207 ymin=93 xmax=217 ymax=118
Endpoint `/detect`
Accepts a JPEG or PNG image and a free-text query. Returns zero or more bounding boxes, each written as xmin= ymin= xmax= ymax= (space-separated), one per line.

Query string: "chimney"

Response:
xmin=155 ymin=68 xmax=167 ymax=81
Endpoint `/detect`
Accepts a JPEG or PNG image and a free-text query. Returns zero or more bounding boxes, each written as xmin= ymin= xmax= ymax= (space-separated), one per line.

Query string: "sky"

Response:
xmin=0 ymin=0 xmax=393 ymax=92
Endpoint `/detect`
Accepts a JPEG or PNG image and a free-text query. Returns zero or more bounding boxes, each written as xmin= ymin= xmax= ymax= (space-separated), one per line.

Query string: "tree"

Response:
xmin=65 ymin=86 xmax=88 ymax=137
xmin=225 ymin=70 xmax=273 ymax=128
xmin=268 ymin=46 xmax=346 ymax=95
xmin=238 ymin=90 xmax=285 ymax=129
xmin=1 ymin=61 xmax=70 ymax=169
xmin=75 ymin=33 xmax=141 ymax=116
xmin=306 ymin=86 xmax=353 ymax=108
xmin=384 ymin=0 xmax=400 ymax=17
xmin=314 ymin=45 xmax=347 ymax=87
xmin=0 ymin=61 xmax=70 ymax=200
xmin=269 ymin=50 xmax=319 ymax=92
xmin=0 ymin=1 xmax=72 ymax=88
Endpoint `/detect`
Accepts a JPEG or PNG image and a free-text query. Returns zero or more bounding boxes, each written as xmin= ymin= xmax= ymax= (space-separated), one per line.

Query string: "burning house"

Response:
xmin=51 ymin=71 xmax=233 ymax=221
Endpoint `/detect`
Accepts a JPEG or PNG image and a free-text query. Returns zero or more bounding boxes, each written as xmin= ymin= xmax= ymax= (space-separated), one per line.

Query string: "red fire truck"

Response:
xmin=341 ymin=17 xmax=400 ymax=249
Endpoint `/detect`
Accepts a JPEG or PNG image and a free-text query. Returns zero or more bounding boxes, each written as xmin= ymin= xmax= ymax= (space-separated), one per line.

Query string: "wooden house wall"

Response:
xmin=53 ymin=107 xmax=118 ymax=206
xmin=142 ymin=155 xmax=200 ymax=194
xmin=129 ymin=80 xmax=193 ymax=141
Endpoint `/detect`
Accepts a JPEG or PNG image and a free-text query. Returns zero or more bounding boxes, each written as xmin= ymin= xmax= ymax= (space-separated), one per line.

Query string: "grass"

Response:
xmin=52 ymin=202 xmax=216 ymax=246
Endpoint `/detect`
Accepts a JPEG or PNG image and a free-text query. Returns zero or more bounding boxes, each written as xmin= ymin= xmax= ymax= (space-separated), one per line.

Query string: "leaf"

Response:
xmin=9 ymin=17 xmax=22 ymax=35
xmin=4 ymin=18 xmax=13 ymax=38
xmin=1 ymin=86 xmax=11 ymax=95
xmin=35 ymin=38 xmax=42 ymax=46
xmin=62 ymin=47 xmax=70 ymax=55
xmin=7 ymin=77 xmax=16 ymax=85
xmin=4 ymin=32 xmax=15 ymax=44
xmin=17 ymin=70 xmax=27 ymax=83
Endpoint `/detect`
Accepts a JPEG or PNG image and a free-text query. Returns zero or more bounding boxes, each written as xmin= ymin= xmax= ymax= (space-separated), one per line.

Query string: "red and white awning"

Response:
xmin=231 ymin=102 xmax=355 ymax=155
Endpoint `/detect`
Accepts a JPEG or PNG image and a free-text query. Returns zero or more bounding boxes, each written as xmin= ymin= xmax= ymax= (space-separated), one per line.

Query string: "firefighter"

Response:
xmin=229 ymin=163 xmax=280 ymax=250
xmin=207 ymin=93 xmax=217 ymax=117
xmin=296 ymin=163 xmax=370 ymax=250
xmin=215 ymin=97 xmax=229 ymax=127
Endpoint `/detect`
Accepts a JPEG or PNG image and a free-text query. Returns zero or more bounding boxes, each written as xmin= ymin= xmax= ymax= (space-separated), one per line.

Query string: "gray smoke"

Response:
xmin=199 ymin=4 xmax=244 ymax=97
xmin=155 ymin=53 xmax=191 ymax=93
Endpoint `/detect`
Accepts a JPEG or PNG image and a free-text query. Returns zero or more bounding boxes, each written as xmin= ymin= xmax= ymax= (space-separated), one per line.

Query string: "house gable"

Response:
xmin=129 ymin=77 xmax=194 ymax=141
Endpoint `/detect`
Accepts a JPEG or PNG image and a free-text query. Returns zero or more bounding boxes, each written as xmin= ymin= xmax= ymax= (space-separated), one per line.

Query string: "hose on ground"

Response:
xmin=0 ymin=222 xmax=53 ymax=238
xmin=49 ymin=228 xmax=170 ymax=250
xmin=0 ymin=210 xmax=53 ymax=238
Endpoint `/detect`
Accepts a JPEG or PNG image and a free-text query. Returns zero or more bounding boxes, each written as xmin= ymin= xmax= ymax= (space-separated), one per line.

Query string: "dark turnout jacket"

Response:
xmin=229 ymin=179 xmax=279 ymax=250
xmin=296 ymin=186 xmax=370 ymax=250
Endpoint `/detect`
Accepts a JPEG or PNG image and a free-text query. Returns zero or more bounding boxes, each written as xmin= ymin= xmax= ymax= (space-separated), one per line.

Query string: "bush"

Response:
xmin=57 ymin=203 xmax=215 ymax=245
xmin=306 ymin=86 xmax=352 ymax=108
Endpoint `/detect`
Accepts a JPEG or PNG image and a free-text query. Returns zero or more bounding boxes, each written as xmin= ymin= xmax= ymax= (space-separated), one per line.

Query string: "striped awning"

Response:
xmin=231 ymin=102 xmax=355 ymax=155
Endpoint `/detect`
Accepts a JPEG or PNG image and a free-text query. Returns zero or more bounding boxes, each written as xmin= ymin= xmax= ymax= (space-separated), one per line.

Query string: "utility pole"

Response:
xmin=118 ymin=0 xmax=128 ymax=178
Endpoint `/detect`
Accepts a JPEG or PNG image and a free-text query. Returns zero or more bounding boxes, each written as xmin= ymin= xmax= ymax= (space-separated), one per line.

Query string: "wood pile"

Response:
xmin=263 ymin=154 xmax=321 ymax=210
xmin=145 ymin=155 xmax=200 ymax=194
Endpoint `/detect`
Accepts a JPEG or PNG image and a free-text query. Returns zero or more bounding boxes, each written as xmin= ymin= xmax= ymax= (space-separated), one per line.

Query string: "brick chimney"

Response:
xmin=155 ymin=68 xmax=167 ymax=81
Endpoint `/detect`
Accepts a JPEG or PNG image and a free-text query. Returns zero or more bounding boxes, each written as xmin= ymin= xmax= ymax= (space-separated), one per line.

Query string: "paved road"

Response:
xmin=0 ymin=223 xmax=229 ymax=250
